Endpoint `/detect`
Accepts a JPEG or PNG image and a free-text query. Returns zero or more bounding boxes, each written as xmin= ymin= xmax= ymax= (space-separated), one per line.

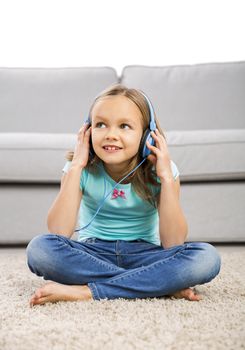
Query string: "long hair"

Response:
xmin=65 ymin=83 xmax=165 ymax=208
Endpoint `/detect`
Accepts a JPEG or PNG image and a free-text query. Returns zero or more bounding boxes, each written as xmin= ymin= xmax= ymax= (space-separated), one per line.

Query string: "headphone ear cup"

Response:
xmin=89 ymin=136 xmax=95 ymax=160
xmin=84 ymin=121 xmax=95 ymax=160
xmin=140 ymin=129 xmax=155 ymax=158
xmin=139 ymin=129 xmax=148 ymax=158
xmin=88 ymin=128 xmax=96 ymax=160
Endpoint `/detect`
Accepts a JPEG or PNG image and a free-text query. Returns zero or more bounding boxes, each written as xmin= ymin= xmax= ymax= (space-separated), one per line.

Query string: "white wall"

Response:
xmin=0 ymin=0 xmax=244 ymax=76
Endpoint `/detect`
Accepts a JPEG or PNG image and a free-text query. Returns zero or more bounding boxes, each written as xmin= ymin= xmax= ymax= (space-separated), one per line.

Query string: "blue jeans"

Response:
xmin=26 ymin=233 xmax=221 ymax=301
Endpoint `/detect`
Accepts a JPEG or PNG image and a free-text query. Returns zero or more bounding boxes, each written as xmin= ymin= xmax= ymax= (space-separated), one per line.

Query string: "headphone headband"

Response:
xmin=138 ymin=91 xmax=156 ymax=131
xmin=85 ymin=90 xmax=156 ymax=128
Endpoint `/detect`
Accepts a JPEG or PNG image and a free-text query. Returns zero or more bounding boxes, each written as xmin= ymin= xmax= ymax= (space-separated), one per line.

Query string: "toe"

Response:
xmin=33 ymin=297 xmax=48 ymax=305
xmin=31 ymin=296 xmax=50 ymax=306
xmin=190 ymin=291 xmax=202 ymax=301
xmin=35 ymin=290 xmax=42 ymax=298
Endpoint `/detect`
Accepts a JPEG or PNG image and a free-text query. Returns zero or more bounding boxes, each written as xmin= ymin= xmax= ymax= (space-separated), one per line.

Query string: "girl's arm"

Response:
xmin=47 ymin=123 xmax=91 ymax=238
xmin=146 ymin=129 xmax=188 ymax=249
xmin=157 ymin=175 xmax=188 ymax=249
xmin=46 ymin=164 xmax=83 ymax=238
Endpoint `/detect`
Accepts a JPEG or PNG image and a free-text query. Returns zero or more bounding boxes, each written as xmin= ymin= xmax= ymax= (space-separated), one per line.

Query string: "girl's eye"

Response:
xmin=96 ymin=122 xmax=105 ymax=128
xmin=95 ymin=122 xmax=130 ymax=129
xmin=121 ymin=124 xmax=130 ymax=129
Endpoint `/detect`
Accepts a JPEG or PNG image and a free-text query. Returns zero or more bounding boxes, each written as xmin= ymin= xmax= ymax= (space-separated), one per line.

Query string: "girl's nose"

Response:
xmin=105 ymin=129 xmax=120 ymax=139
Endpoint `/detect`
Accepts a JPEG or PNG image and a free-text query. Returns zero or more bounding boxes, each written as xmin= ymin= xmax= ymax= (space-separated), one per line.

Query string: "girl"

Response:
xmin=26 ymin=84 xmax=221 ymax=307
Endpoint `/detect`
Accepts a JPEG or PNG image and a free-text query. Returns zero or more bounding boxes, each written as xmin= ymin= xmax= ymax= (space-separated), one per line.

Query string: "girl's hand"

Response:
xmin=146 ymin=129 xmax=173 ymax=180
xmin=71 ymin=123 xmax=91 ymax=169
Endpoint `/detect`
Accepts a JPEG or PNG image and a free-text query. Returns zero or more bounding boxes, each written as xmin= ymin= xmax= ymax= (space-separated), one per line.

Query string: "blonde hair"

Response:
xmin=65 ymin=83 xmax=165 ymax=208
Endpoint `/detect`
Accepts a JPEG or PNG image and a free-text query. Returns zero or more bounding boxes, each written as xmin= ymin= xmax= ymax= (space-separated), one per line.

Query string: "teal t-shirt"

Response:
xmin=62 ymin=160 xmax=180 ymax=246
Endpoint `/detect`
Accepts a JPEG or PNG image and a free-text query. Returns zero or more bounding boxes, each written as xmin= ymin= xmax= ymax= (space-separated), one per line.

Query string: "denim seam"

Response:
xmin=116 ymin=251 xmax=178 ymax=256
xmin=84 ymin=252 xmax=117 ymax=256
xmin=55 ymin=235 xmax=186 ymax=260
xmin=83 ymin=241 xmax=156 ymax=245
xmin=77 ymin=252 xmax=164 ymax=256
xmin=88 ymin=282 xmax=101 ymax=300
xmin=53 ymin=234 xmax=174 ymax=257
xmin=84 ymin=247 xmax=184 ymax=256
xmin=104 ymin=247 xmax=186 ymax=284
xmin=91 ymin=282 xmax=109 ymax=300
xmin=53 ymin=235 xmax=122 ymax=273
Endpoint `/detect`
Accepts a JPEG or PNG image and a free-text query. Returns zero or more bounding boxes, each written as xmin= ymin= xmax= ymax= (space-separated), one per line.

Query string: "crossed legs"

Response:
xmin=26 ymin=234 xmax=221 ymax=306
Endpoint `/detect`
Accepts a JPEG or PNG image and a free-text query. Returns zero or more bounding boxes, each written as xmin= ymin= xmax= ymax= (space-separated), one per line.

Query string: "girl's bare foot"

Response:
xmin=170 ymin=287 xmax=203 ymax=301
xmin=29 ymin=281 xmax=93 ymax=307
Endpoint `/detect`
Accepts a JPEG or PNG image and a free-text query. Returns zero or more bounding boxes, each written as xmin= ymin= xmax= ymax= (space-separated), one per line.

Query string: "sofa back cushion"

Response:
xmin=0 ymin=67 xmax=118 ymax=133
xmin=120 ymin=61 xmax=245 ymax=131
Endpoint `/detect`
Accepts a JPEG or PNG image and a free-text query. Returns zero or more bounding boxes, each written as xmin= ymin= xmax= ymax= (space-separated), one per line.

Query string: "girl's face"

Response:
xmin=91 ymin=95 xmax=144 ymax=171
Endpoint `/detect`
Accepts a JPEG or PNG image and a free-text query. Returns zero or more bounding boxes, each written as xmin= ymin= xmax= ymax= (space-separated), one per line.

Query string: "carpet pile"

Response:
xmin=0 ymin=245 xmax=244 ymax=350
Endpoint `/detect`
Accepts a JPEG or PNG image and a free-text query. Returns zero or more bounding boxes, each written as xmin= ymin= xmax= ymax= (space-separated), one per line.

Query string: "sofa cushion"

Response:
xmin=120 ymin=61 xmax=245 ymax=131
xmin=1 ymin=129 xmax=244 ymax=182
xmin=0 ymin=67 xmax=118 ymax=133
xmin=166 ymin=129 xmax=245 ymax=181
xmin=0 ymin=133 xmax=76 ymax=182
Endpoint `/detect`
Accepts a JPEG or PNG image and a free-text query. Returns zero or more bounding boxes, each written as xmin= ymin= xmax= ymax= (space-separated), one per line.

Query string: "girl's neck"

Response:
xmin=103 ymin=162 xmax=131 ymax=184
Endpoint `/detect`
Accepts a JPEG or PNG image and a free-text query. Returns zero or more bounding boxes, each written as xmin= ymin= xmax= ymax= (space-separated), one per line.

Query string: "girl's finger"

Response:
xmin=146 ymin=140 xmax=159 ymax=153
xmin=78 ymin=126 xmax=85 ymax=135
xmin=151 ymin=130 xmax=165 ymax=149
xmin=150 ymin=132 xmax=161 ymax=147
xmin=150 ymin=131 xmax=158 ymax=139
xmin=155 ymin=129 xmax=167 ymax=141
xmin=79 ymin=123 xmax=89 ymax=132
xmin=85 ymin=127 xmax=91 ymax=136
xmin=153 ymin=129 xmax=164 ymax=138
xmin=146 ymin=140 xmax=153 ymax=148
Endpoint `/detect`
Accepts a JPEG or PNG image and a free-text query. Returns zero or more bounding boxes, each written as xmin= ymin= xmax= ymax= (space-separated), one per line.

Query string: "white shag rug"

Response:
xmin=0 ymin=245 xmax=245 ymax=350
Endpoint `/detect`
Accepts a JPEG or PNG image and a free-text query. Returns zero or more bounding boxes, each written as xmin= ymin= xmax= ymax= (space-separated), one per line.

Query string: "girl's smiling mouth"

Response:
xmin=103 ymin=146 xmax=123 ymax=153
xmin=102 ymin=145 xmax=123 ymax=152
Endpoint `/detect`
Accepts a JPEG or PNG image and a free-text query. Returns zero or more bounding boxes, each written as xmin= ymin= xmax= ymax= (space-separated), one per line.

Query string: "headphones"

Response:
xmin=84 ymin=90 xmax=157 ymax=160
xmin=74 ymin=90 xmax=157 ymax=233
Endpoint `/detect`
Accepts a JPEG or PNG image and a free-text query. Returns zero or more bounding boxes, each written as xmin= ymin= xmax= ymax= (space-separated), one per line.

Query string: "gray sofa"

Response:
xmin=0 ymin=62 xmax=245 ymax=245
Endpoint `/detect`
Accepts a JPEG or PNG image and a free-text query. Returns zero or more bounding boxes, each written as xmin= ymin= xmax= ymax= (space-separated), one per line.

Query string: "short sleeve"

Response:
xmin=171 ymin=160 xmax=180 ymax=181
xmin=155 ymin=160 xmax=180 ymax=183
xmin=62 ymin=161 xmax=88 ymax=192
xmin=62 ymin=160 xmax=72 ymax=174
xmin=150 ymin=160 xmax=180 ymax=196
